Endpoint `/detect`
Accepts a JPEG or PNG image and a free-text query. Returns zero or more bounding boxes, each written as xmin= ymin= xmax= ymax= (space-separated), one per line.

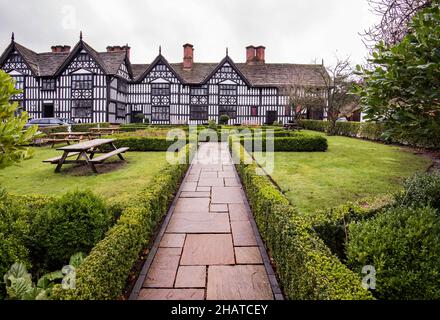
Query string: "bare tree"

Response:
xmin=362 ymin=0 xmax=432 ymax=47
xmin=314 ymin=57 xmax=359 ymax=135
xmin=283 ymin=85 xmax=325 ymax=121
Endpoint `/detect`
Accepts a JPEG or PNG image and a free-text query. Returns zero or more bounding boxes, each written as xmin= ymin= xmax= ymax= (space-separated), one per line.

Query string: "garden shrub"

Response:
xmin=30 ymin=190 xmax=112 ymax=270
xmin=347 ymin=205 xmax=440 ymax=300
xmin=0 ymin=189 xmax=32 ymax=299
xmin=112 ymin=136 xmax=187 ymax=151
xmin=395 ymin=173 xmax=440 ymax=210
xmin=232 ymin=143 xmax=372 ymax=300
xmin=298 ymin=119 xmax=439 ymax=149
xmin=71 ymin=123 xmax=110 ymax=132
xmin=52 ymin=144 xmax=194 ymax=300
xmin=239 ymin=132 xmax=328 ymax=152
xmin=310 ymin=195 xmax=395 ymax=261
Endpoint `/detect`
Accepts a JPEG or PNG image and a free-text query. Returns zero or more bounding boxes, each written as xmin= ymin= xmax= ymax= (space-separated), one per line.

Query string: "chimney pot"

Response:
xmin=107 ymin=45 xmax=131 ymax=59
xmin=183 ymin=43 xmax=194 ymax=70
xmin=51 ymin=45 xmax=71 ymax=53
xmin=246 ymin=45 xmax=256 ymax=64
xmin=255 ymin=46 xmax=266 ymax=64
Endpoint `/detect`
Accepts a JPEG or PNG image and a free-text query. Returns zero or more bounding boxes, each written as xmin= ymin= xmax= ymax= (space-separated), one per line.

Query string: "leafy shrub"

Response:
xmin=395 ymin=173 xmax=440 ymax=210
xmin=232 ymin=144 xmax=372 ymax=300
xmin=310 ymin=195 xmax=395 ymax=260
xmin=0 ymin=189 xmax=32 ymax=299
xmin=4 ymin=252 xmax=85 ymax=300
xmin=52 ymin=144 xmax=194 ymax=300
xmin=219 ymin=115 xmax=229 ymax=125
xmin=347 ymin=206 xmax=440 ymax=300
xmin=71 ymin=123 xmax=110 ymax=132
xmin=30 ymin=191 xmax=111 ymax=270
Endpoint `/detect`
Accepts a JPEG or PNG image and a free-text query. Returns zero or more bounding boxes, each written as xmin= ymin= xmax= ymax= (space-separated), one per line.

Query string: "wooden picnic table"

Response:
xmin=45 ymin=131 xmax=100 ymax=148
xmin=43 ymin=138 xmax=129 ymax=174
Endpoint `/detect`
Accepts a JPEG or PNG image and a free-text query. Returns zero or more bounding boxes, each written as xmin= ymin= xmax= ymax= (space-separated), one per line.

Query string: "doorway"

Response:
xmin=266 ymin=111 xmax=278 ymax=125
xmin=42 ymin=103 xmax=54 ymax=118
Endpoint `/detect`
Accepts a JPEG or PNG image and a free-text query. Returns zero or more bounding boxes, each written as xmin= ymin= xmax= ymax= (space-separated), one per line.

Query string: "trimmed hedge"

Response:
xmin=231 ymin=143 xmax=373 ymax=300
xmin=112 ymin=136 xmax=188 ymax=151
xmin=299 ymin=119 xmax=439 ymax=149
xmin=52 ymin=144 xmax=194 ymax=300
xmin=238 ymin=133 xmax=328 ymax=152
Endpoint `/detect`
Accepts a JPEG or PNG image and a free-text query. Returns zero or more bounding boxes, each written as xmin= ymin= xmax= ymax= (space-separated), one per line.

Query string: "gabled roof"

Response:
xmin=0 ymin=39 xmax=330 ymax=88
xmin=134 ymin=54 xmax=185 ymax=83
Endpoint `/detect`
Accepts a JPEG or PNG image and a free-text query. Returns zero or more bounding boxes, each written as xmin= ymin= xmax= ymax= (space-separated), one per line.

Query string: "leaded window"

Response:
xmin=151 ymin=106 xmax=170 ymax=121
xmin=41 ymin=78 xmax=56 ymax=91
xmin=117 ymin=78 xmax=127 ymax=93
xmin=190 ymin=106 xmax=208 ymax=120
xmin=190 ymin=87 xmax=208 ymax=96
xmin=155 ymin=64 xmax=167 ymax=71
xmin=219 ymin=106 xmax=237 ymax=119
xmin=219 ymin=84 xmax=237 ymax=96
xmin=72 ymin=74 xmax=93 ymax=90
xmin=116 ymin=103 xmax=126 ymax=118
xmin=219 ymin=84 xmax=237 ymax=119
xmin=151 ymin=83 xmax=170 ymax=96
xmin=72 ymin=100 xmax=93 ymax=118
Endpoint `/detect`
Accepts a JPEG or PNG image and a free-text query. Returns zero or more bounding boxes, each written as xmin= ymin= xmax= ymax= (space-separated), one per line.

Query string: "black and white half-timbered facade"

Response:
xmin=0 ymin=35 xmax=329 ymax=124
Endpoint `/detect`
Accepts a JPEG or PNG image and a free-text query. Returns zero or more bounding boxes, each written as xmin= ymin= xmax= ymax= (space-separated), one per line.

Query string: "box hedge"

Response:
xmin=237 ymin=133 xmax=328 ymax=152
xmin=298 ymin=119 xmax=440 ymax=149
xmin=231 ymin=143 xmax=373 ymax=300
xmin=347 ymin=205 xmax=440 ymax=300
xmin=52 ymin=144 xmax=194 ymax=300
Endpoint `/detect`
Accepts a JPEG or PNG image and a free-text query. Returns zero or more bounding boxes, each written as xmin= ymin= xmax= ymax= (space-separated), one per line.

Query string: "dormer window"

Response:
xmin=117 ymin=78 xmax=128 ymax=93
xmin=41 ymin=78 xmax=56 ymax=91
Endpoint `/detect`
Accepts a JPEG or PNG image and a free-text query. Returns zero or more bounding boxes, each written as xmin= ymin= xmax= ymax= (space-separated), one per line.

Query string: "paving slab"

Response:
xmin=207 ymin=265 xmax=273 ymax=300
xmin=180 ymin=192 xmax=211 ymax=198
xmin=167 ymin=212 xmax=230 ymax=233
xmin=174 ymin=198 xmax=210 ymax=212
xmin=175 ymin=266 xmax=206 ymax=288
xmin=231 ymin=221 xmax=258 ymax=246
xmin=210 ymin=204 xmax=229 ymax=213
xmin=224 ymin=178 xmax=241 ymax=187
xmin=160 ymin=234 xmax=186 ymax=248
xmin=198 ymin=178 xmax=224 ymax=187
xmin=138 ymin=289 xmax=205 ymax=300
xmin=229 ymin=204 xmax=250 ymax=221
xmin=235 ymin=247 xmax=263 ymax=264
xmin=211 ymin=187 xmax=244 ymax=204
xmin=143 ymin=248 xmax=181 ymax=288
xmin=180 ymin=234 xmax=235 ymax=266
xmin=181 ymin=182 xmax=198 ymax=192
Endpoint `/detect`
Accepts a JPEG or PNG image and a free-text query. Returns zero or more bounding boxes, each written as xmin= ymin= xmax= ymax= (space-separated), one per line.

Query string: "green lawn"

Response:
xmin=256 ymin=131 xmax=432 ymax=214
xmin=0 ymin=147 xmax=168 ymax=201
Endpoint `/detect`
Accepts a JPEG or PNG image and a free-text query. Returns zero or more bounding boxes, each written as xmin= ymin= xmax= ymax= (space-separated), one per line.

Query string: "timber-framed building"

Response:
xmin=0 ymin=33 xmax=329 ymax=125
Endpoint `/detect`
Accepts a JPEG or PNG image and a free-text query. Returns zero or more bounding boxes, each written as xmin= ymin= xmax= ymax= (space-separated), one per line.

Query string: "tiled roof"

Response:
xmin=1 ymin=41 xmax=329 ymax=88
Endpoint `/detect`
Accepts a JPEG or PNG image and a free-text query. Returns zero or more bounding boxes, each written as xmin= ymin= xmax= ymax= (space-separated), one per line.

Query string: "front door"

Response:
xmin=266 ymin=111 xmax=278 ymax=125
xmin=42 ymin=103 xmax=54 ymax=118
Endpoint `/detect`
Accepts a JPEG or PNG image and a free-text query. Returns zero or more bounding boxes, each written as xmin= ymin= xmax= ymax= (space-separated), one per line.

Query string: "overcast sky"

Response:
xmin=0 ymin=0 xmax=379 ymax=67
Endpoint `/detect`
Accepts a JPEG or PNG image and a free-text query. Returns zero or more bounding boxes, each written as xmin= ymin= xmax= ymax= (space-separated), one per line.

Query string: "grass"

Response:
xmin=0 ymin=147 xmax=168 ymax=201
xmin=255 ymin=131 xmax=433 ymax=214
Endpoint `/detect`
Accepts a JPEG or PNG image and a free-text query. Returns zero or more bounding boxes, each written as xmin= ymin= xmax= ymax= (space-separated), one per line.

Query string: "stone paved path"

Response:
xmin=131 ymin=143 xmax=281 ymax=300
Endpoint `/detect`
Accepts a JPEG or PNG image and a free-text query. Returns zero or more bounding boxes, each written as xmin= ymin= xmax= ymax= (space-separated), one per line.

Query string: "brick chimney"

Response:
xmin=246 ymin=45 xmax=256 ymax=64
xmin=255 ymin=46 xmax=266 ymax=64
xmin=107 ymin=45 xmax=131 ymax=60
xmin=51 ymin=45 xmax=71 ymax=53
xmin=183 ymin=43 xmax=194 ymax=70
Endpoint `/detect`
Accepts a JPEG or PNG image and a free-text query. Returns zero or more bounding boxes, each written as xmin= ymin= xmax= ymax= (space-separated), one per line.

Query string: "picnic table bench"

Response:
xmin=45 ymin=132 xmax=100 ymax=148
xmin=43 ymin=139 xmax=129 ymax=174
